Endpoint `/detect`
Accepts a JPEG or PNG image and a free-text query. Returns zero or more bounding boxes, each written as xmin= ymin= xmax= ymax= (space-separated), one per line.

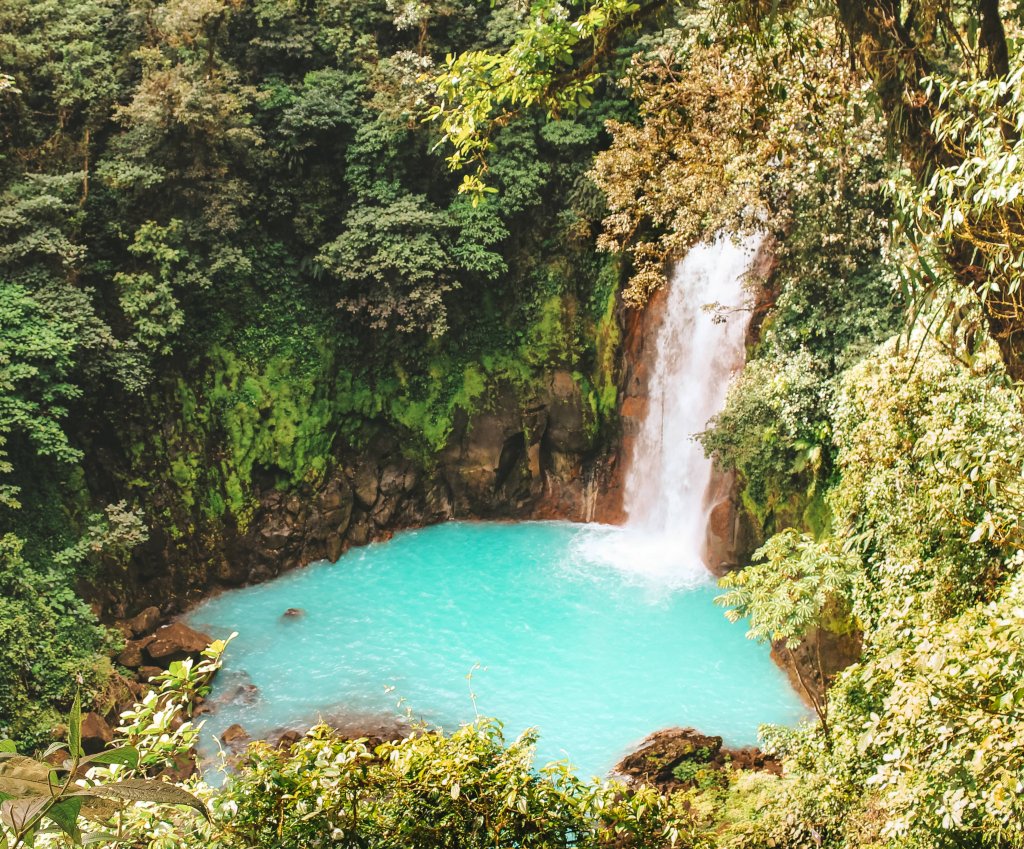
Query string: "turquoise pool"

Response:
xmin=186 ymin=521 xmax=806 ymax=778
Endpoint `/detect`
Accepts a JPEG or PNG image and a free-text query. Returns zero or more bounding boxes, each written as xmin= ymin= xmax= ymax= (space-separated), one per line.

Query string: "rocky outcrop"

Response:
xmin=95 ymin=366 xmax=616 ymax=618
xmin=772 ymin=626 xmax=863 ymax=705
xmin=145 ymin=622 xmax=214 ymax=665
xmin=615 ymin=727 xmax=780 ymax=794
xmin=118 ymin=622 xmax=213 ymax=674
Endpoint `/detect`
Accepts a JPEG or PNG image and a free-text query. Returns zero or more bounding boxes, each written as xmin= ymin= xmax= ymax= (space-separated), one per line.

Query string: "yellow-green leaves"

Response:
xmin=427 ymin=0 xmax=650 ymax=201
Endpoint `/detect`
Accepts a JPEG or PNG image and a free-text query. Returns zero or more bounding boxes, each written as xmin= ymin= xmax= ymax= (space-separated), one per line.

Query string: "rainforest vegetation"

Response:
xmin=3 ymin=0 xmax=1024 ymax=847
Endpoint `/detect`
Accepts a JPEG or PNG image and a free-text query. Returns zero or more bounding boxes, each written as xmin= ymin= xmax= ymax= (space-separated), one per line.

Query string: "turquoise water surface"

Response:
xmin=186 ymin=521 xmax=807 ymax=778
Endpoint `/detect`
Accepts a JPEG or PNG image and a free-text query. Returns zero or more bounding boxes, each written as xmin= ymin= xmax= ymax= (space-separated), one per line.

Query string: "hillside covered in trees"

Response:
xmin=3 ymin=1 xmax=1024 ymax=848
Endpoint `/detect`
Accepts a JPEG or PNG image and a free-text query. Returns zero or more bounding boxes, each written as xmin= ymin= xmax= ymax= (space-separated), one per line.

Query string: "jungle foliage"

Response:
xmin=431 ymin=1 xmax=1024 ymax=847
xmin=0 ymin=645 xmax=721 ymax=849
xmin=6 ymin=1 xmax=1024 ymax=848
xmin=0 ymin=0 xmax=635 ymax=744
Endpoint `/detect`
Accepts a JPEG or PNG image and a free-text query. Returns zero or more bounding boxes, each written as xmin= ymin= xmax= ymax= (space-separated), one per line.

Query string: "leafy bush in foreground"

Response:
xmin=185 ymin=720 xmax=697 ymax=849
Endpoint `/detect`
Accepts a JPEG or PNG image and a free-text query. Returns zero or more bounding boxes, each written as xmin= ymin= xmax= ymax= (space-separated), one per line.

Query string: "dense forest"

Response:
xmin=3 ymin=0 xmax=1024 ymax=847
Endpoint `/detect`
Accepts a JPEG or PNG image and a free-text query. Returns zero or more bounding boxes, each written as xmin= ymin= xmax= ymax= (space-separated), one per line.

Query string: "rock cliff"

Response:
xmin=93 ymin=368 xmax=614 ymax=618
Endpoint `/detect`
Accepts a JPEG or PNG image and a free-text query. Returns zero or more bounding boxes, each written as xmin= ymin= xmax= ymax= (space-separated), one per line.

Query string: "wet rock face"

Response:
xmin=98 ymin=370 xmax=616 ymax=617
xmin=615 ymin=727 xmax=780 ymax=794
xmin=591 ymin=285 xmax=668 ymax=525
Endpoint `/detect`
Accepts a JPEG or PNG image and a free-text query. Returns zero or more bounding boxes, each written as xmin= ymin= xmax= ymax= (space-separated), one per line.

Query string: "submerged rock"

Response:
xmin=205 ymin=678 xmax=259 ymax=712
xmin=282 ymin=607 xmax=305 ymax=618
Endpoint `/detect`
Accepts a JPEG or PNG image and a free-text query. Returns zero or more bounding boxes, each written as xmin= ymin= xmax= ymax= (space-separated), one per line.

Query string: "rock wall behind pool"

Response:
xmin=90 ymin=367 xmax=622 ymax=618
xmin=86 ymin=240 xmax=779 ymax=621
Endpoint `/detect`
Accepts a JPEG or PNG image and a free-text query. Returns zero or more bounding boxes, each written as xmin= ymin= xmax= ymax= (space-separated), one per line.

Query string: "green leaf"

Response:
xmin=43 ymin=797 xmax=82 ymax=843
xmin=0 ymin=743 xmax=15 ymax=754
xmin=81 ymin=833 xmax=119 ymax=845
xmin=68 ymin=691 xmax=83 ymax=759
xmin=81 ymin=747 xmax=139 ymax=771
xmin=41 ymin=743 xmax=67 ymax=760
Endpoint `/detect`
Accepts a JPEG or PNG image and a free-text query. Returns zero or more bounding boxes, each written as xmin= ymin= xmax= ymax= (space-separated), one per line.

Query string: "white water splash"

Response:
xmin=572 ymin=235 xmax=760 ymax=588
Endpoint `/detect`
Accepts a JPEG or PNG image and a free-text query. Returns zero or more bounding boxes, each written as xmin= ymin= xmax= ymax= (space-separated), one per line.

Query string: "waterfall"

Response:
xmin=572 ymin=234 xmax=759 ymax=587
xmin=624 ymin=236 xmax=758 ymax=535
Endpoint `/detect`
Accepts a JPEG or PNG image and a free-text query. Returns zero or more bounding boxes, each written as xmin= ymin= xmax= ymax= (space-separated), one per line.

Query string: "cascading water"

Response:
xmin=573 ymin=234 xmax=760 ymax=586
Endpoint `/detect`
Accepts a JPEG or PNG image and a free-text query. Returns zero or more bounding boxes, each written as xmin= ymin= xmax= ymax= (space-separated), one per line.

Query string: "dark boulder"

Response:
xmin=353 ymin=464 xmax=380 ymax=508
xmin=124 ymin=606 xmax=162 ymax=637
xmin=320 ymin=479 xmax=354 ymax=536
xmin=136 ymin=665 xmax=165 ymax=683
xmin=144 ymin=622 xmax=213 ymax=666
xmin=615 ymin=727 xmax=780 ymax=793
xmin=117 ymin=635 xmax=154 ymax=668
xmin=259 ymin=520 xmax=293 ymax=552
xmin=80 ymin=712 xmax=114 ymax=754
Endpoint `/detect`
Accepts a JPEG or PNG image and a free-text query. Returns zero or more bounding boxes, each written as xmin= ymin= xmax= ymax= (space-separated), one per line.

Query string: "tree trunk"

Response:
xmin=979 ymin=0 xmax=1010 ymax=78
xmin=834 ymin=0 xmax=1024 ymax=379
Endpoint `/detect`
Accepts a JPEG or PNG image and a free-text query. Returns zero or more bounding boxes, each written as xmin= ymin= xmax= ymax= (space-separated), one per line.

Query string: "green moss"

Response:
xmin=118 ymin=271 xmax=621 ymax=545
xmin=802 ymin=490 xmax=832 ymax=540
xmin=522 ymin=295 xmax=570 ymax=369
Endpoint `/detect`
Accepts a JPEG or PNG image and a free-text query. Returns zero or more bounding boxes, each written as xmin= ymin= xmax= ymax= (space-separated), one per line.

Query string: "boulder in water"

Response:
xmin=206 ymin=678 xmax=259 ymax=711
xmin=615 ymin=727 xmax=779 ymax=793
xmin=221 ymin=723 xmax=250 ymax=751
xmin=282 ymin=607 xmax=305 ymax=618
